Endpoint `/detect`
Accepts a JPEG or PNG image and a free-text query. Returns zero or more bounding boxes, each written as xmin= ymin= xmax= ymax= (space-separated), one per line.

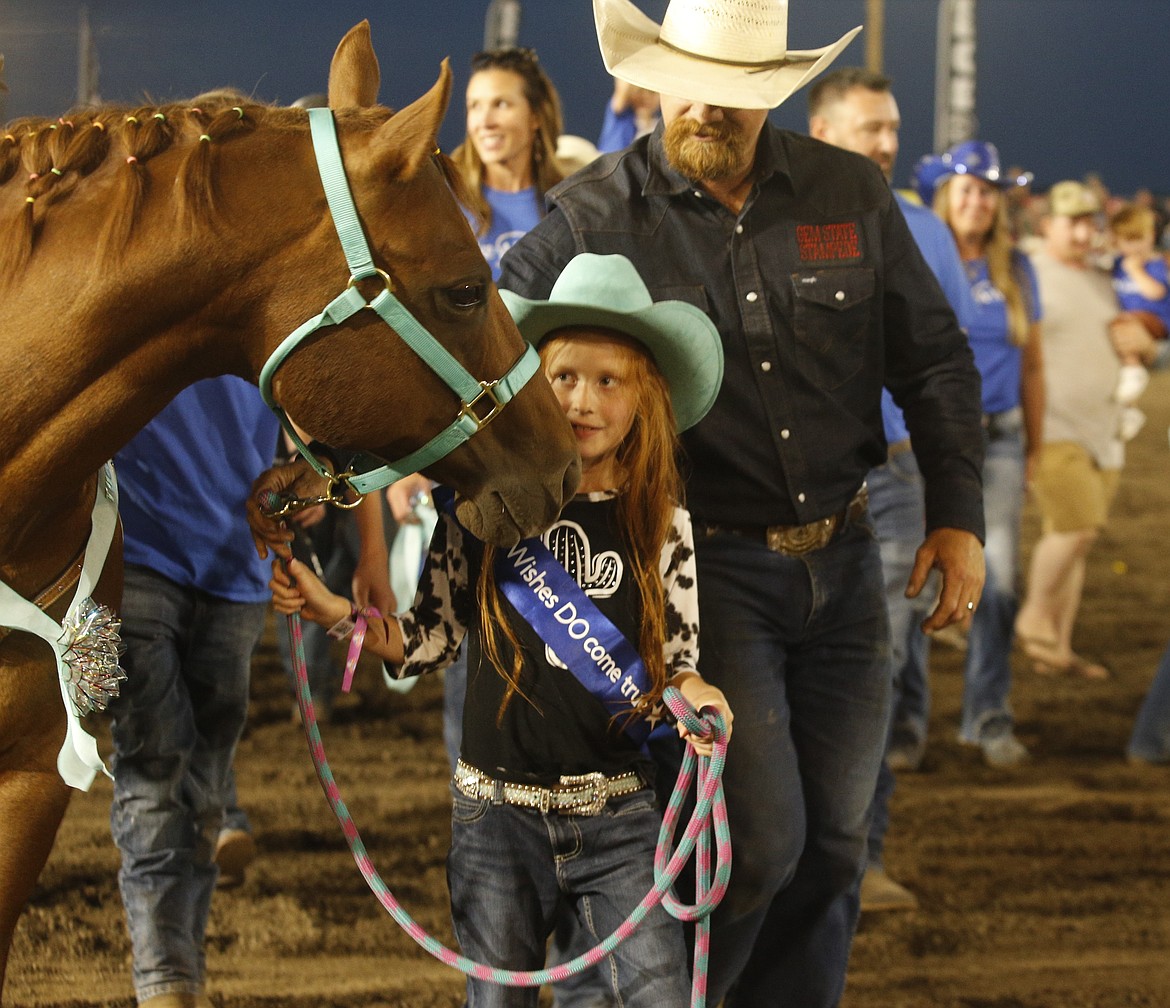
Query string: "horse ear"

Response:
xmin=371 ymin=61 xmax=453 ymax=181
xmin=327 ymin=20 xmax=381 ymax=109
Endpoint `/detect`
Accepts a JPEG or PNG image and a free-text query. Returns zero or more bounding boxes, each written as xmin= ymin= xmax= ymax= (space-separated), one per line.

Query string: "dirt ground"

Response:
xmin=8 ymin=372 xmax=1170 ymax=1008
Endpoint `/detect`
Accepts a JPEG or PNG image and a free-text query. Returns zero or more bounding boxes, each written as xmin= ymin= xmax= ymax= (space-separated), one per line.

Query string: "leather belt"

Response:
xmin=695 ymin=485 xmax=869 ymax=557
xmin=453 ymin=759 xmax=645 ymax=817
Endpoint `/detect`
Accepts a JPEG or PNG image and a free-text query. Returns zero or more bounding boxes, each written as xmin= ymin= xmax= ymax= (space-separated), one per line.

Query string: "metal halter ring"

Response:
xmin=263 ymin=470 xmax=365 ymax=518
xmin=348 ymin=267 xmax=393 ymax=300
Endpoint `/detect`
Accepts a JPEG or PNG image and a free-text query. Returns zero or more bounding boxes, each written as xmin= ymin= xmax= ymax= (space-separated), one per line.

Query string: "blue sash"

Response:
xmin=435 ymin=489 xmax=665 ymax=745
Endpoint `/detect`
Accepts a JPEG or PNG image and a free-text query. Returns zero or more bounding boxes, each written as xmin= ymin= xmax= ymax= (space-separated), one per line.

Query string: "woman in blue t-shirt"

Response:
xmin=451 ymin=48 xmax=565 ymax=281
xmin=917 ymin=140 xmax=1045 ymax=767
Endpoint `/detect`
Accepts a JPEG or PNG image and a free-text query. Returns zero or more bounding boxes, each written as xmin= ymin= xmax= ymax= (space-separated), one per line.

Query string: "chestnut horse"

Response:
xmin=0 ymin=21 xmax=578 ymax=996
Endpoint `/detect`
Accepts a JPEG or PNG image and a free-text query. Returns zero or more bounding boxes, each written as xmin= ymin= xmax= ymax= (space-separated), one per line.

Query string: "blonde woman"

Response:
xmin=451 ymin=47 xmax=564 ymax=280
xmin=917 ymin=140 xmax=1043 ymax=766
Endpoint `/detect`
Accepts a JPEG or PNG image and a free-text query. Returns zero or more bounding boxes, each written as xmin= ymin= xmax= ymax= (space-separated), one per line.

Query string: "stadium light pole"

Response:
xmin=865 ymin=0 xmax=884 ymax=73
xmin=934 ymin=0 xmax=977 ymax=151
xmin=484 ymin=0 xmax=521 ymax=51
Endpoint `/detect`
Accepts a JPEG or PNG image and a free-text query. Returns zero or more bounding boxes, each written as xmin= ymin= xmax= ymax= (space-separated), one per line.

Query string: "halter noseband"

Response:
xmin=258 ymin=107 xmax=540 ymax=498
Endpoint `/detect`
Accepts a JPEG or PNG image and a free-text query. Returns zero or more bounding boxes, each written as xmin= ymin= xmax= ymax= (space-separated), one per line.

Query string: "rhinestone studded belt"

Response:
xmin=453 ymin=760 xmax=644 ymax=816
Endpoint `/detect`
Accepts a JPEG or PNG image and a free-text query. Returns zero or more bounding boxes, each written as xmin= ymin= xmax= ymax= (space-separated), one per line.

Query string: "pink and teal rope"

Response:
xmin=285 ymin=601 xmax=730 ymax=1006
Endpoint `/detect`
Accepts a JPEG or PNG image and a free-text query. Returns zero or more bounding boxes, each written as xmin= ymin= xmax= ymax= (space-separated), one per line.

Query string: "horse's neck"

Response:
xmin=0 ymin=288 xmax=252 ymax=562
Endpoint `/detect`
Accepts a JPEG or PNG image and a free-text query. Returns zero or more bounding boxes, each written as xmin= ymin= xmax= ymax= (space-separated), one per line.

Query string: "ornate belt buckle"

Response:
xmin=766 ymin=516 xmax=836 ymax=556
xmin=559 ymin=771 xmax=607 ymax=816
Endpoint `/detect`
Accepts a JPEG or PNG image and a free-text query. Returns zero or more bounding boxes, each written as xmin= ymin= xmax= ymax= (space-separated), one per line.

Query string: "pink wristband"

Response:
xmin=342 ymin=606 xmax=382 ymax=693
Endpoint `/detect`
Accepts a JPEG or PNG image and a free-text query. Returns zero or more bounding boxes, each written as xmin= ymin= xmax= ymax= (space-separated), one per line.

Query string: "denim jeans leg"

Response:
xmin=448 ymin=786 xmax=688 ymax=1008
xmin=1128 ymin=640 xmax=1170 ymax=762
xmin=868 ymin=455 xmax=933 ymax=744
xmin=548 ymin=908 xmax=617 ymax=1008
xmin=109 ymin=566 xmax=265 ymax=1001
xmin=556 ymin=791 xmax=690 ymax=1007
xmin=695 ymin=525 xmax=890 ymax=1007
xmin=961 ymin=429 xmax=1025 ymax=742
xmin=448 ymin=792 xmax=556 ymax=1008
xmin=861 ymin=457 xmax=932 ymax=868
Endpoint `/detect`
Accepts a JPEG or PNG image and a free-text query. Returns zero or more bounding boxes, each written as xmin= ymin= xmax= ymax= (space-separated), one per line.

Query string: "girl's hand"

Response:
xmin=673 ymin=673 xmax=733 ymax=757
xmin=270 ymin=557 xmax=351 ymax=627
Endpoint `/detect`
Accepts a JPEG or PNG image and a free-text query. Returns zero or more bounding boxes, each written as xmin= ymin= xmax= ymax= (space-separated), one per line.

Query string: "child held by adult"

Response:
xmin=265 ymin=253 xmax=732 ymax=1008
xmin=1108 ymin=202 xmax=1170 ymax=440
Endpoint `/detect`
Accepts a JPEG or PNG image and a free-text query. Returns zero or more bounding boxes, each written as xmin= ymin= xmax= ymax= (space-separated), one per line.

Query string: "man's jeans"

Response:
xmin=961 ymin=419 xmax=1025 ymax=743
xmin=865 ymin=450 xmax=934 ymax=867
xmin=1129 ymin=639 xmax=1170 ymax=762
xmin=447 ymin=784 xmax=689 ymax=1008
xmin=693 ymin=522 xmax=890 ymax=1007
xmin=109 ymin=565 xmax=266 ymax=1002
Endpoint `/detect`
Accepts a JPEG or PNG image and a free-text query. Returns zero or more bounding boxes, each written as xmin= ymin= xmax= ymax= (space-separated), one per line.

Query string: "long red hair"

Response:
xmin=478 ymin=331 xmax=682 ymax=726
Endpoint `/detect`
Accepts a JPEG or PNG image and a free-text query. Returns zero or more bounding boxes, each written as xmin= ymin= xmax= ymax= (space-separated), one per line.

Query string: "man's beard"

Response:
xmin=662 ymin=117 xmax=751 ymax=182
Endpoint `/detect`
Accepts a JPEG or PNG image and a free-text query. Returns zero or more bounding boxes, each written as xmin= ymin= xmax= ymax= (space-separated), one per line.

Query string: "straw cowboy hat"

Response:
xmin=593 ymin=0 xmax=861 ymax=110
xmin=500 ymin=253 xmax=724 ymax=432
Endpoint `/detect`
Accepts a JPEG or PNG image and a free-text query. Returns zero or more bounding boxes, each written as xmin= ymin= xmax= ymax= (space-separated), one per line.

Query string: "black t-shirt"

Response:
xmin=393 ymin=491 xmax=699 ymax=786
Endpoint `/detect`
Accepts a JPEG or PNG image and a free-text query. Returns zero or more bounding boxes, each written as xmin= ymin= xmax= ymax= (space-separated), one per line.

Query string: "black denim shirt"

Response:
xmin=499 ymin=123 xmax=984 ymax=538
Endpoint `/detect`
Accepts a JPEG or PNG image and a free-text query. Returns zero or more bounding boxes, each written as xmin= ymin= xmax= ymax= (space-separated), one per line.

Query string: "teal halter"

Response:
xmin=259 ymin=107 xmax=540 ymax=498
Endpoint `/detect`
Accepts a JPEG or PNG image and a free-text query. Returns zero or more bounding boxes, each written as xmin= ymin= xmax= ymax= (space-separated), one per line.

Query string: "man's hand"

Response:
xmin=906 ymin=527 xmax=985 ymax=633
xmin=247 ymin=459 xmax=331 ymax=560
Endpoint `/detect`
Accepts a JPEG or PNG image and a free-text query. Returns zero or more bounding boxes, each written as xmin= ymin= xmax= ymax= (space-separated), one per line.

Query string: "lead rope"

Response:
xmin=283 ymin=581 xmax=730 ymax=1005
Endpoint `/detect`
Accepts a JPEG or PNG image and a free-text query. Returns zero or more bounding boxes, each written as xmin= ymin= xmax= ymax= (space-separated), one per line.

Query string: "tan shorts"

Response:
xmin=1031 ymin=441 xmax=1120 ymax=534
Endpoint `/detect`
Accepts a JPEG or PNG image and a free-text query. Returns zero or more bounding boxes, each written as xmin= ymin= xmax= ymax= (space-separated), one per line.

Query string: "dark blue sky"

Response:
xmin=4 ymin=1 xmax=1168 ymax=197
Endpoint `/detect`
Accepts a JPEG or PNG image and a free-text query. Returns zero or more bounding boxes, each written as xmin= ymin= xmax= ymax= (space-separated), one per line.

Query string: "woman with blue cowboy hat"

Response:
xmin=913 ymin=140 xmax=1047 ymax=765
xmin=271 ymin=253 xmax=733 ymax=1008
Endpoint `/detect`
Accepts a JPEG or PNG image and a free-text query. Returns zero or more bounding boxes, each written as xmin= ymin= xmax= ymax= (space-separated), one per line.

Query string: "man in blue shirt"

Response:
xmin=808 ymin=67 xmax=976 ymax=914
xmin=109 ymin=378 xmax=279 ymax=1008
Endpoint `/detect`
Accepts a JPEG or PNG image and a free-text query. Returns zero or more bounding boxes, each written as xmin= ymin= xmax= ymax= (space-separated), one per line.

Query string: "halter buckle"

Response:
xmin=459 ymin=380 xmax=505 ymax=430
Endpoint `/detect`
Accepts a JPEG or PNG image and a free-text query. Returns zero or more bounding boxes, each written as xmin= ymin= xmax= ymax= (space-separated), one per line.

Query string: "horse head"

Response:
xmin=260 ymin=22 xmax=579 ymax=546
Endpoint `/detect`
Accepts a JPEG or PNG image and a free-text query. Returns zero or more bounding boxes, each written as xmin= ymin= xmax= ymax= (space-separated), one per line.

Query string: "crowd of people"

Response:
xmin=59 ymin=0 xmax=1170 ymax=1006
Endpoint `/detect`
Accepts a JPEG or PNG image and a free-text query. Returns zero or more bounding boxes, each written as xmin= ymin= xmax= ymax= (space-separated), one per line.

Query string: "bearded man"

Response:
xmin=499 ymin=2 xmax=986 ymax=1005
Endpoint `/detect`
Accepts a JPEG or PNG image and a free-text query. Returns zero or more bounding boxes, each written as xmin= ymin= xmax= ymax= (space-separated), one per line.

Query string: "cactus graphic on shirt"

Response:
xmin=543 ymin=520 xmax=623 ymax=669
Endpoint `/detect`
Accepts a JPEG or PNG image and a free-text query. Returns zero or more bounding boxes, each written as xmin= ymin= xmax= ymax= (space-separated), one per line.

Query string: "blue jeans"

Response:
xmin=693 ymin=522 xmax=890 ymax=1007
xmin=447 ymin=784 xmax=690 ymax=1008
xmin=1129 ymin=639 xmax=1170 ymax=762
xmin=960 ymin=417 xmax=1025 ymax=743
xmin=109 ymin=566 xmax=266 ymax=1002
xmin=865 ymin=452 xmax=934 ymax=866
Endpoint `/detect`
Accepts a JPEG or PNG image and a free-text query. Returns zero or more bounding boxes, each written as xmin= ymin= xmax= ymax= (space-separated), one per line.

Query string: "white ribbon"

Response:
xmin=0 ymin=463 xmax=119 ymax=790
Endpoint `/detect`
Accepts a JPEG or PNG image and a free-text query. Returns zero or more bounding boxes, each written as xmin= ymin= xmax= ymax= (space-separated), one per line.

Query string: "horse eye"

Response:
xmin=446 ymin=283 xmax=485 ymax=311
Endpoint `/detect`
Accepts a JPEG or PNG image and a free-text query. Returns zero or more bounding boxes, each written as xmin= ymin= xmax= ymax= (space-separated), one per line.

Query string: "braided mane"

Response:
xmin=0 ymin=94 xmax=393 ymax=281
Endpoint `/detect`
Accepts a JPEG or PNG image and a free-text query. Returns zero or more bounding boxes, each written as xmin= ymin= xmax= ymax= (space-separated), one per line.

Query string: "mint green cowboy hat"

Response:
xmin=500 ymin=253 xmax=724 ymax=431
